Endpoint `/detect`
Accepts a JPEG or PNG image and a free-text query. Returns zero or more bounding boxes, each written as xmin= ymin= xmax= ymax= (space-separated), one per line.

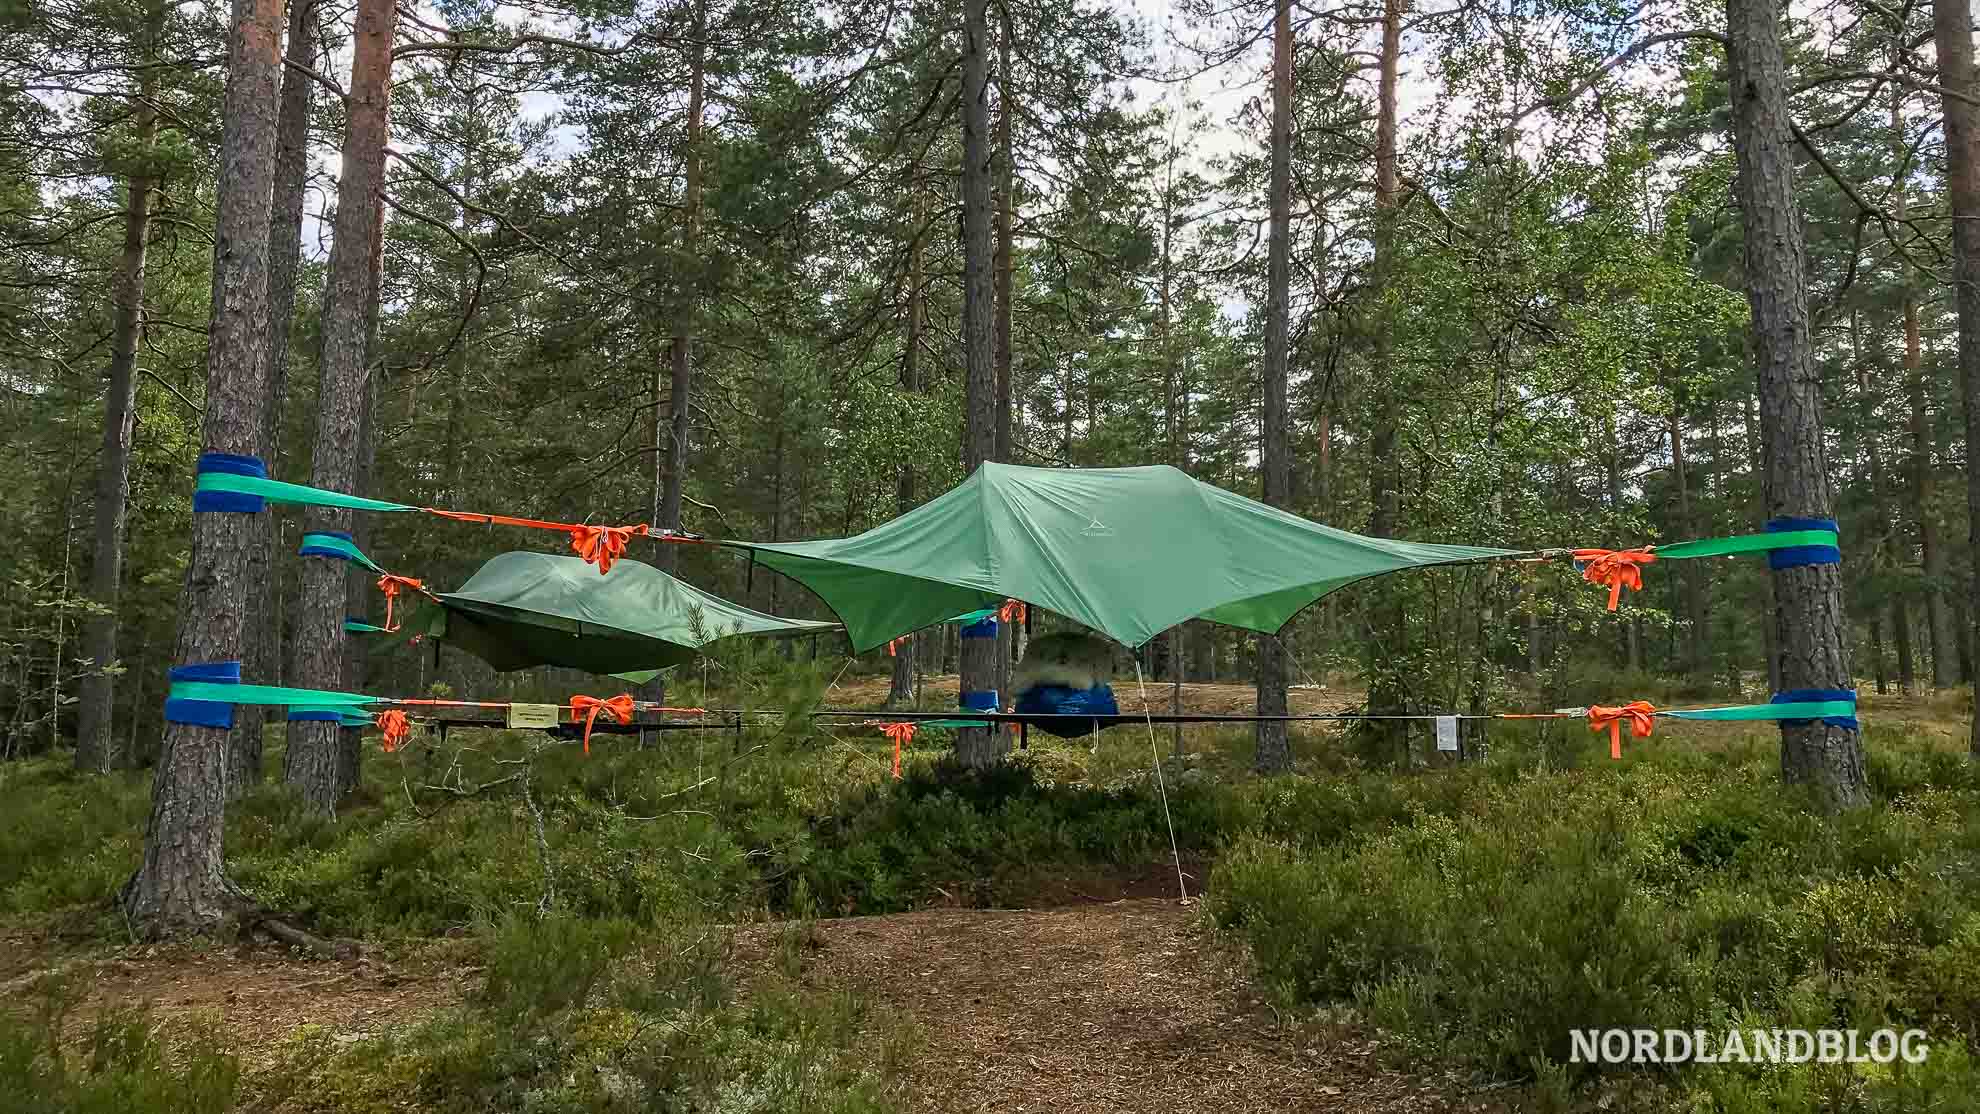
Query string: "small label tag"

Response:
xmin=1435 ymin=716 xmax=1459 ymax=752
xmin=507 ymin=703 xmax=561 ymax=729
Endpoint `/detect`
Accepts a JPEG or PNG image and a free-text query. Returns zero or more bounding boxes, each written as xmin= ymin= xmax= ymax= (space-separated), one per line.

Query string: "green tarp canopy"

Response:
xmin=730 ymin=463 xmax=1519 ymax=652
xmin=425 ymin=551 xmax=838 ymax=680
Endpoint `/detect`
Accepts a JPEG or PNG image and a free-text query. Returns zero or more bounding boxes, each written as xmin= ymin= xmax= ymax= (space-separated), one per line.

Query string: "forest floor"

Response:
xmin=10 ymin=895 xmax=1503 ymax=1112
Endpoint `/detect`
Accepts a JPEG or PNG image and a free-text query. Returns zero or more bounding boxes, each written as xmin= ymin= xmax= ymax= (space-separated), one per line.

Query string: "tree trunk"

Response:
xmin=1854 ymin=312 xmax=1905 ymax=699
xmin=76 ymin=1 xmax=166 ymax=773
xmin=1725 ymin=0 xmax=1865 ymax=807
xmin=654 ymin=0 xmax=708 ymax=573
xmin=1252 ymin=0 xmax=1294 ymax=775
xmin=233 ymin=0 xmax=317 ymax=796
xmin=1669 ymin=404 xmax=1709 ymax=680
xmin=888 ymin=207 xmax=926 ymax=709
xmin=123 ymin=0 xmax=284 ymax=937
xmin=338 ymin=204 xmax=384 ymax=799
xmin=954 ymin=0 xmax=1004 ymax=770
xmin=1932 ymin=0 xmax=1980 ymax=754
xmin=285 ymin=0 xmax=395 ymax=813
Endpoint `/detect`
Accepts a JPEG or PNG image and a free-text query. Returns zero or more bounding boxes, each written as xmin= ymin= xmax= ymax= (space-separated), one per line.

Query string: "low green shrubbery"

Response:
xmin=1208 ymin=720 xmax=1980 ymax=1108
xmin=0 ymin=975 xmax=243 ymax=1114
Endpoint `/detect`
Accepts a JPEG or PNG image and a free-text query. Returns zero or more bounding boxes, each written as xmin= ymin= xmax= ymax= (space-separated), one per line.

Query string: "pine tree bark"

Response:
xmin=1932 ymin=0 xmax=1980 ymax=755
xmin=286 ymin=0 xmax=396 ymax=813
xmin=337 ymin=200 xmax=384 ymax=798
xmin=1725 ymin=0 xmax=1865 ymax=808
xmin=1252 ymin=0 xmax=1294 ymax=775
xmin=76 ymin=0 xmax=166 ymax=774
xmin=122 ymin=0 xmax=284 ymax=937
xmin=888 ymin=205 xmax=926 ymax=709
xmin=233 ymin=0 xmax=317 ymax=796
xmin=654 ymin=0 xmax=708 ymax=575
xmin=993 ymin=9 xmax=1017 ymax=705
xmin=954 ymin=0 xmax=1004 ymax=770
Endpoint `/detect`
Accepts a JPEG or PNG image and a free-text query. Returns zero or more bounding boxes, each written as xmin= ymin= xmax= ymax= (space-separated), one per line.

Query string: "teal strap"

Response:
xmin=948 ymin=608 xmax=999 ymax=624
xmin=344 ymin=619 xmax=390 ymax=634
xmin=300 ymin=533 xmax=383 ymax=571
xmin=1654 ymin=530 xmax=1838 ymax=560
xmin=194 ymin=471 xmax=415 ymax=514
xmin=919 ymin=718 xmax=993 ymax=728
xmin=1664 ymin=701 xmax=1857 ymax=722
xmin=166 ymin=681 xmax=380 ymax=708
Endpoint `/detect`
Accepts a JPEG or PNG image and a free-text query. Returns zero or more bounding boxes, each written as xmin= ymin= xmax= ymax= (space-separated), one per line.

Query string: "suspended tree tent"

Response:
xmin=424 ymin=551 xmax=837 ymax=680
xmin=726 ymin=463 xmax=1518 ymax=652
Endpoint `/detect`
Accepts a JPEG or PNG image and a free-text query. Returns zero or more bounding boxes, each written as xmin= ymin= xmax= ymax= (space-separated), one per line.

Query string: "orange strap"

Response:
xmin=376 ymin=709 xmax=411 ymax=753
xmin=568 ymin=693 xmax=635 ymax=754
xmin=1586 ymin=700 xmax=1656 ymax=759
xmin=1573 ymin=548 xmax=1657 ymax=610
xmin=999 ymin=599 xmax=1026 ymax=624
xmin=881 ymin=722 xmax=916 ymax=779
xmin=375 ymin=574 xmax=426 ymax=632
xmin=886 ymin=637 xmax=904 ymax=657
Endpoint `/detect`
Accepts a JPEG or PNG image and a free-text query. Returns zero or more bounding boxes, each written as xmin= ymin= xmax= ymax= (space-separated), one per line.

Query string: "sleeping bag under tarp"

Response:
xmin=1013 ymin=683 xmax=1120 ymax=738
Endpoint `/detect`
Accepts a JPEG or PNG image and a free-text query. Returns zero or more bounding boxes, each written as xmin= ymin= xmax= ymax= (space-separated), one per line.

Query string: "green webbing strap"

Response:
xmin=166 ymin=681 xmax=381 ymax=708
xmin=194 ymin=471 xmax=415 ymax=514
xmin=948 ymin=608 xmax=999 ymax=624
xmin=919 ymin=718 xmax=993 ymax=728
xmin=1664 ymin=701 xmax=1857 ymax=722
xmin=300 ymin=532 xmax=383 ymax=571
xmin=1653 ymin=530 xmax=1837 ymax=560
xmin=344 ymin=620 xmax=390 ymax=634
xmin=290 ymin=707 xmax=376 ymax=727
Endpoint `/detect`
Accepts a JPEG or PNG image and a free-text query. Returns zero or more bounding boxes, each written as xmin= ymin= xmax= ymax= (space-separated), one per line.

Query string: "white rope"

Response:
xmin=1133 ymin=660 xmax=1189 ymax=904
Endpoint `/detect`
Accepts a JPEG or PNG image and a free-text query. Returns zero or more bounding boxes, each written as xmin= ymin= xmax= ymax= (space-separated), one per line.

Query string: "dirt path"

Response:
xmin=767 ymin=899 xmax=1502 ymax=1113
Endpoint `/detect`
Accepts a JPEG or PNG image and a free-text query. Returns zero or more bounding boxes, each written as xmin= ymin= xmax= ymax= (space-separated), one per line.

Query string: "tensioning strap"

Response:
xmin=298 ymin=531 xmax=383 ymax=571
xmin=1569 ymin=521 xmax=1840 ymax=609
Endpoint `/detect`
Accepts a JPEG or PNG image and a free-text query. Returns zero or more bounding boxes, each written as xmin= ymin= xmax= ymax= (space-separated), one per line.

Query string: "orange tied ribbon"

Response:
xmin=881 ymin=722 xmax=916 ymax=779
xmin=886 ymin=637 xmax=904 ymax=657
xmin=375 ymin=574 xmax=426 ymax=632
xmin=376 ymin=709 xmax=411 ymax=753
xmin=568 ymin=693 xmax=635 ymax=754
xmin=999 ymin=599 xmax=1026 ymax=624
xmin=1586 ymin=701 xmax=1656 ymax=760
xmin=568 ymin=523 xmax=649 ymax=575
xmin=1573 ymin=548 xmax=1657 ymax=611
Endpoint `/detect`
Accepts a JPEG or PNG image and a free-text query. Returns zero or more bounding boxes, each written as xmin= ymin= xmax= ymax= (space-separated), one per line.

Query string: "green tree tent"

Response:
xmin=425 ymin=551 xmax=837 ymax=678
xmin=728 ymin=463 xmax=1517 ymax=651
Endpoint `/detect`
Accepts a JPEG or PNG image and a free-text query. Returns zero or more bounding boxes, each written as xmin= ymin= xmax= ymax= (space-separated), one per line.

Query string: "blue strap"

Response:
xmin=1765 ymin=517 xmax=1841 ymax=570
xmin=193 ymin=453 xmax=268 ymax=513
xmin=960 ymin=618 xmax=999 ymax=640
xmin=959 ymin=689 xmax=999 ymax=712
xmin=1772 ymin=688 xmax=1858 ymax=730
xmin=163 ymin=661 xmax=239 ymax=729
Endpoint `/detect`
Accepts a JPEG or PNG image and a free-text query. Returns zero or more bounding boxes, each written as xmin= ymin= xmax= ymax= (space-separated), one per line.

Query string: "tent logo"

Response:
xmin=1081 ymin=513 xmax=1115 ymax=537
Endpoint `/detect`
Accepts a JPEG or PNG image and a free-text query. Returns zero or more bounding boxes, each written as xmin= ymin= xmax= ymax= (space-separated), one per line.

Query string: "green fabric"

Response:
xmin=167 ymin=682 xmax=380 ymax=707
xmin=949 ymin=608 xmax=1000 ymax=624
xmin=428 ymin=551 xmax=838 ymax=675
xmin=196 ymin=471 xmax=415 ymax=513
xmin=918 ymin=718 xmax=992 ymax=729
xmin=1665 ymin=701 xmax=1856 ymax=721
xmin=344 ymin=619 xmax=390 ymax=633
xmin=1654 ymin=530 xmax=1838 ymax=560
xmin=302 ymin=533 xmax=382 ymax=571
xmin=732 ymin=463 xmax=1517 ymax=651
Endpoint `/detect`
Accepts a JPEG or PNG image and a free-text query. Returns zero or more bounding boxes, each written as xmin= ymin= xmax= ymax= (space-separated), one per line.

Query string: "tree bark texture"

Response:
xmin=1252 ymin=0 xmax=1294 ymax=775
xmin=76 ymin=1 xmax=166 ymax=773
xmin=888 ymin=212 xmax=926 ymax=708
xmin=955 ymin=0 xmax=1005 ymax=770
xmin=1725 ymin=0 xmax=1865 ymax=808
xmin=123 ymin=0 xmax=284 ymax=937
xmin=1932 ymin=0 xmax=1980 ymax=754
xmin=286 ymin=0 xmax=396 ymax=813
xmin=233 ymin=0 xmax=318 ymax=796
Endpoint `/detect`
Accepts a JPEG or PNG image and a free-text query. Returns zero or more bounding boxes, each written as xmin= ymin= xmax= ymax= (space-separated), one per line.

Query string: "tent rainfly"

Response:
xmin=425 ymin=551 xmax=838 ymax=680
xmin=726 ymin=462 xmax=1519 ymax=652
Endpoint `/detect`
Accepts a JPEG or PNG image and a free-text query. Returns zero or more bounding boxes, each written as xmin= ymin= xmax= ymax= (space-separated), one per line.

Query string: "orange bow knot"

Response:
xmin=1573 ymin=548 xmax=1657 ymax=611
xmin=568 ymin=523 xmax=648 ymax=574
xmin=881 ymin=721 xmax=916 ymax=779
xmin=999 ymin=599 xmax=1026 ymax=624
xmin=375 ymin=574 xmax=426 ymax=632
xmin=377 ymin=710 xmax=411 ymax=753
xmin=1586 ymin=700 xmax=1656 ymax=759
xmin=568 ymin=693 xmax=635 ymax=754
